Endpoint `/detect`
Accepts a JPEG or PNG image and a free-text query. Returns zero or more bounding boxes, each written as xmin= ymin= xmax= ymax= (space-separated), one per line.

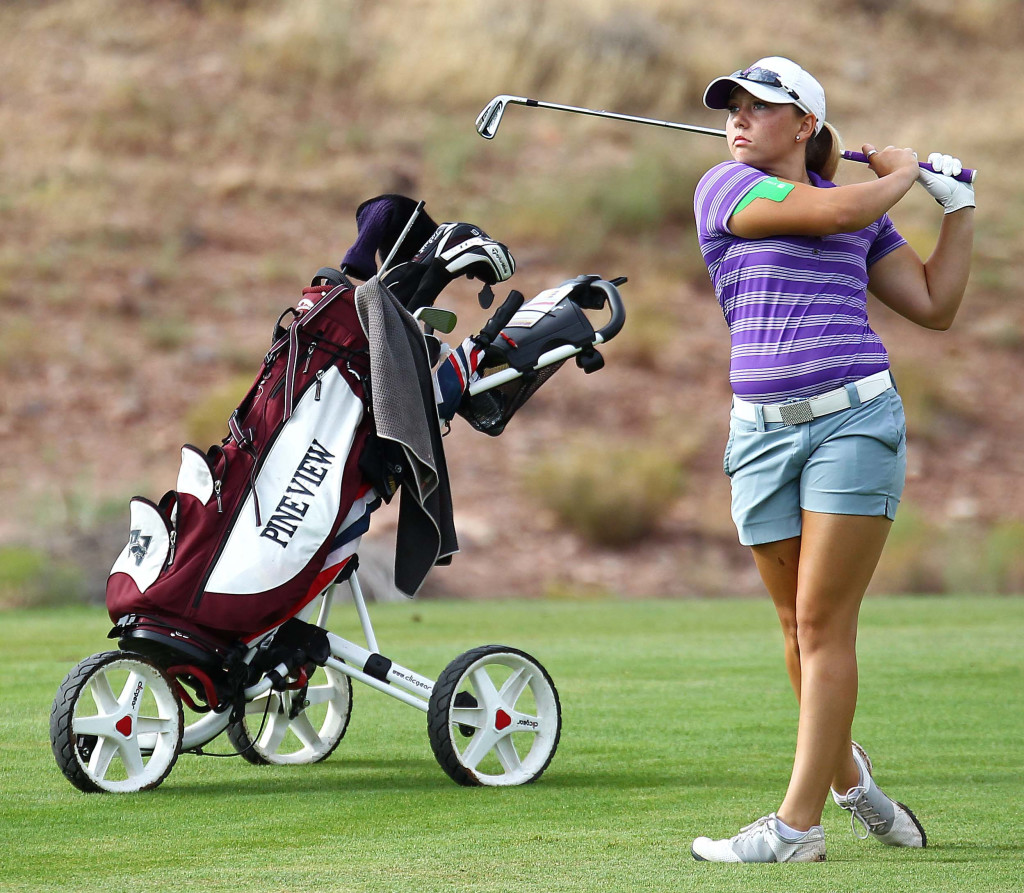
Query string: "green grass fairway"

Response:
xmin=1 ymin=597 xmax=1022 ymax=892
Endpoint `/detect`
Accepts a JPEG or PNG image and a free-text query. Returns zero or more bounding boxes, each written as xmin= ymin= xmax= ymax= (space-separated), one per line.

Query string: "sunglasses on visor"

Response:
xmin=732 ymin=66 xmax=802 ymax=104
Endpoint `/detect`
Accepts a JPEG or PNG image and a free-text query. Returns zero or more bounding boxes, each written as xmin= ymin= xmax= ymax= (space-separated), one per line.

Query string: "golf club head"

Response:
xmin=413 ymin=306 xmax=458 ymax=334
xmin=475 ymin=94 xmax=521 ymax=139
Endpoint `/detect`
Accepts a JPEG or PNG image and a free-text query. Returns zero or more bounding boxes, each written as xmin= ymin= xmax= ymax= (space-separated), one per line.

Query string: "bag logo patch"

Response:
xmin=128 ymin=530 xmax=153 ymax=566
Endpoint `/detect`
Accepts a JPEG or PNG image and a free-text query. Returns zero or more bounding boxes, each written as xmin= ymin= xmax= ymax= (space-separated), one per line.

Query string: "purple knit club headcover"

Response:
xmin=340 ymin=194 xmax=440 ymax=281
xmin=341 ymin=198 xmax=394 ymax=280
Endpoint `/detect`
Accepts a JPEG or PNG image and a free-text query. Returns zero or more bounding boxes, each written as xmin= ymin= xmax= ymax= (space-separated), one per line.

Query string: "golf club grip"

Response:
xmin=842 ymin=150 xmax=976 ymax=184
xmin=475 ymin=290 xmax=524 ymax=348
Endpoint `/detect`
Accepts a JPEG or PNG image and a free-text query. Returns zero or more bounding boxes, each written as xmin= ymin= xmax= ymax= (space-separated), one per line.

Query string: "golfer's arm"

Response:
xmin=730 ymin=171 xmax=917 ymax=239
xmin=868 ymin=209 xmax=975 ymax=331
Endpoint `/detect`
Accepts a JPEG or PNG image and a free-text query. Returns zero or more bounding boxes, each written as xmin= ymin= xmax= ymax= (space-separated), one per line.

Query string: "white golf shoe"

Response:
xmin=691 ymin=813 xmax=827 ymax=863
xmin=832 ymin=742 xmax=927 ymax=847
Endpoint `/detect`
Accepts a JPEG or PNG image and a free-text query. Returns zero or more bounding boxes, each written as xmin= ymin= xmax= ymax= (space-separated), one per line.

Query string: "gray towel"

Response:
xmin=355 ymin=277 xmax=458 ymax=595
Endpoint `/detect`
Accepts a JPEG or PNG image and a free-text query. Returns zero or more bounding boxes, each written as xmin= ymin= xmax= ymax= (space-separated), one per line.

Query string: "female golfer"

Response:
xmin=690 ymin=56 xmax=975 ymax=863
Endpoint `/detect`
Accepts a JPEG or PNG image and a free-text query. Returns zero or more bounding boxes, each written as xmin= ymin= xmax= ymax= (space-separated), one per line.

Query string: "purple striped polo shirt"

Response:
xmin=694 ymin=160 xmax=906 ymax=402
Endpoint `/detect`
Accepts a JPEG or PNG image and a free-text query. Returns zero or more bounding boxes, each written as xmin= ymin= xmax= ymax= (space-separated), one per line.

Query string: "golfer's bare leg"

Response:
xmin=775 ymin=510 xmax=891 ymax=831
xmin=752 ymin=531 xmax=864 ymax=802
xmin=751 ymin=537 xmax=802 ymax=698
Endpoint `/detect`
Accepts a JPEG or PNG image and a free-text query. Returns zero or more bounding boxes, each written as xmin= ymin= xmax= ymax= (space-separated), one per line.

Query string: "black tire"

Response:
xmin=50 ymin=651 xmax=183 ymax=793
xmin=226 ymin=665 xmax=352 ymax=765
xmin=427 ymin=645 xmax=561 ymax=787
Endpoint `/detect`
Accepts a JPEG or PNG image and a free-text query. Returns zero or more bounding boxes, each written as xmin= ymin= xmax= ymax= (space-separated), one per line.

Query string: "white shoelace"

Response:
xmin=837 ymin=786 xmax=886 ymax=839
xmin=737 ymin=816 xmax=773 ymax=838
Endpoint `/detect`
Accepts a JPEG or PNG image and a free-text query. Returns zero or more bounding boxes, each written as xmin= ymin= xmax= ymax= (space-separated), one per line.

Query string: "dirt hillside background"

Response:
xmin=2 ymin=0 xmax=1023 ymax=605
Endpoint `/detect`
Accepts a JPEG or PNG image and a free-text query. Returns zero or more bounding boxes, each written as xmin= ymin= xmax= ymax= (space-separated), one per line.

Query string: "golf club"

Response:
xmin=476 ymin=94 xmax=978 ymax=184
xmin=378 ymin=199 xmax=426 ymax=275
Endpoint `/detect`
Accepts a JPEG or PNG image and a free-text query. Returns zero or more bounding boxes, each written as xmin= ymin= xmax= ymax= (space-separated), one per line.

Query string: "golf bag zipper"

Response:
xmin=159 ymin=490 xmax=179 ymax=569
xmin=302 ymin=341 xmax=318 ymax=374
xmin=205 ymin=444 xmax=229 ymax=515
xmin=191 ymin=472 xmax=258 ymax=611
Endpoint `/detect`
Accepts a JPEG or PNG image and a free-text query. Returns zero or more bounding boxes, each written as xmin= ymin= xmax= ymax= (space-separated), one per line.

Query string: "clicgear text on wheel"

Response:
xmin=50 ymin=651 xmax=184 ymax=793
xmin=427 ymin=645 xmax=561 ymax=786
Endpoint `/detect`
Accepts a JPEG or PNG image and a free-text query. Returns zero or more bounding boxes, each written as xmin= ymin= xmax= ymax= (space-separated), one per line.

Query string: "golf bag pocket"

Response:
xmin=107 ymin=446 xmax=235 ymax=622
xmin=109 ymin=493 xmax=177 ymax=596
xmin=176 ymin=444 xmax=222 ymax=506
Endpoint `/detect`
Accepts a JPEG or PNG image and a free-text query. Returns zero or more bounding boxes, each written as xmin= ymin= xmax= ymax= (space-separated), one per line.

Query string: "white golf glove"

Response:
xmin=916 ymin=152 xmax=975 ymax=214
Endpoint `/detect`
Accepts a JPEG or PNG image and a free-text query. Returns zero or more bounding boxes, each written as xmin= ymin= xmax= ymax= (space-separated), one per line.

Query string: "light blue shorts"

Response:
xmin=723 ymin=389 xmax=907 ymax=546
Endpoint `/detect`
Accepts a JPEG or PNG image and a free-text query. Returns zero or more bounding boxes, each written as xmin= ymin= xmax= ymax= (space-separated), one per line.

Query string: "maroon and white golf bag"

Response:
xmin=106 ymin=281 xmax=374 ymax=643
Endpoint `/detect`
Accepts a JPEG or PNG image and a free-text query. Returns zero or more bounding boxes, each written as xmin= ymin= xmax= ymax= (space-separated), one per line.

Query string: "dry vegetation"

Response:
xmin=2 ymin=0 xmax=1023 ymax=604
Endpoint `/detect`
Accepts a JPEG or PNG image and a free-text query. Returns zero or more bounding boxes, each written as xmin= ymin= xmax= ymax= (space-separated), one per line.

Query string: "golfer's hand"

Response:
xmin=917 ymin=152 xmax=976 ymax=214
xmin=863 ymin=144 xmax=919 ymax=182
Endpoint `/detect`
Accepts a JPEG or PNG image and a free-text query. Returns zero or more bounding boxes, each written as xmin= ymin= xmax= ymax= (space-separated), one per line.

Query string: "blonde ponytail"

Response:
xmin=806 ymin=122 xmax=842 ymax=181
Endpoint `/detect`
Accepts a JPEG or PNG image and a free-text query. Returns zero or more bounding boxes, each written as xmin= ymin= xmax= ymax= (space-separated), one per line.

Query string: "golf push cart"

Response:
xmin=49 ymin=197 xmax=626 ymax=793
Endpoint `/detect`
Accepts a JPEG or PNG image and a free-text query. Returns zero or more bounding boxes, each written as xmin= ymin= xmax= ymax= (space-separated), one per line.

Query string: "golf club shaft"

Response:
xmin=378 ymin=200 xmax=425 ymax=275
xmin=478 ymin=95 xmax=977 ymax=184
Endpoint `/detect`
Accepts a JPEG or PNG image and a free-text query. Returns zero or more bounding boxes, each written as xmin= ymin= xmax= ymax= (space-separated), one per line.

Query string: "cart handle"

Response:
xmin=590 ymin=279 xmax=626 ymax=344
xmin=466 ymin=277 xmax=627 ymax=396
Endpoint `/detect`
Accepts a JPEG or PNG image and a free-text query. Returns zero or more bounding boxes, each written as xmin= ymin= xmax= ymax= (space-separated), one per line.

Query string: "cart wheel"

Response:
xmin=226 ymin=665 xmax=352 ymax=765
xmin=50 ymin=651 xmax=183 ymax=793
xmin=428 ymin=645 xmax=561 ymax=787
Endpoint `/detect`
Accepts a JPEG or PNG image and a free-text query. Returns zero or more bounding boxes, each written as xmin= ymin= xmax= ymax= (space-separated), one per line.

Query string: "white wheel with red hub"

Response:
xmin=427 ymin=645 xmax=561 ymax=786
xmin=50 ymin=651 xmax=183 ymax=793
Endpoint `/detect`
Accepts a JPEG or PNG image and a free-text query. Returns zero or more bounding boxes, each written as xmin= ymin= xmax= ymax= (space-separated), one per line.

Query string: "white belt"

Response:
xmin=732 ymin=370 xmax=893 ymax=426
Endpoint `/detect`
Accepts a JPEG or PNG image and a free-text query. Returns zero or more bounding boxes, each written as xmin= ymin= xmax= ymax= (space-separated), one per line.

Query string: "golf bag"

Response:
xmin=106 ymin=281 xmax=373 ymax=643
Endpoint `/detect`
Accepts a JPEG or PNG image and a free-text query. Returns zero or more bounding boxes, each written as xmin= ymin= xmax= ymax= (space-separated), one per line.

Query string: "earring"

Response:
xmin=795 ymin=135 xmax=802 ymax=142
